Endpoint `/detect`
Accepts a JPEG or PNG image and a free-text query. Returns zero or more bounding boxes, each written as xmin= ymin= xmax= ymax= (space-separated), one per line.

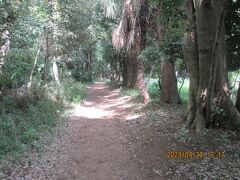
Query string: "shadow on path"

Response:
xmin=24 ymin=82 xmax=143 ymax=180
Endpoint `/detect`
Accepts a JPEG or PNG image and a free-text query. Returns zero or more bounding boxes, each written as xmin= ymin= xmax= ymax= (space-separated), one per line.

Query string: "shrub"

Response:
xmin=0 ymin=86 xmax=64 ymax=160
xmin=72 ymin=70 xmax=93 ymax=82
xmin=0 ymin=49 xmax=34 ymax=89
xmin=62 ymin=79 xmax=87 ymax=103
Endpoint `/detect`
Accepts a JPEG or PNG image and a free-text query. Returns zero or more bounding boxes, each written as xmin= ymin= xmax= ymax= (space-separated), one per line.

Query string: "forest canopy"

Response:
xmin=0 ymin=0 xmax=240 ymax=178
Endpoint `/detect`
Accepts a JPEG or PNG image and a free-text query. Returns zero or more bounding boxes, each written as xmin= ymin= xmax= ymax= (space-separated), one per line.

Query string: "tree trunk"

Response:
xmin=52 ymin=58 xmax=60 ymax=85
xmin=126 ymin=49 xmax=138 ymax=88
xmin=236 ymin=82 xmax=240 ymax=112
xmin=119 ymin=52 xmax=135 ymax=87
xmin=160 ymin=61 xmax=181 ymax=104
xmin=120 ymin=54 xmax=128 ymax=87
xmin=137 ymin=63 xmax=150 ymax=104
xmin=183 ymin=0 xmax=240 ymax=132
xmin=0 ymin=3 xmax=11 ymax=76
xmin=112 ymin=0 xmax=150 ymax=104
xmin=43 ymin=27 xmax=50 ymax=83
xmin=28 ymin=35 xmax=43 ymax=89
xmin=0 ymin=29 xmax=10 ymax=76
xmin=136 ymin=0 xmax=150 ymax=104
xmin=182 ymin=31 xmax=199 ymax=128
xmin=88 ymin=49 xmax=93 ymax=71
xmin=151 ymin=3 xmax=181 ymax=104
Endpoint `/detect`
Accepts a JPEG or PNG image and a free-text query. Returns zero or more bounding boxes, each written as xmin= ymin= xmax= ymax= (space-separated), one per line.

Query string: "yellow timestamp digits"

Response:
xmin=167 ymin=151 xmax=225 ymax=158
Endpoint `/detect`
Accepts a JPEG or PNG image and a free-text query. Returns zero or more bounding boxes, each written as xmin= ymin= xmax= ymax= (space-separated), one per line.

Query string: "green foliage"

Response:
xmin=178 ymin=81 xmax=189 ymax=104
xmin=0 ymin=49 xmax=34 ymax=89
xmin=148 ymin=81 xmax=161 ymax=103
xmin=138 ymin=41 xmax=160 ymax=63
xmin=72 ymin=70 xmax=93 ymax=83
xmin=0 ymin=88 xmax=64 ymax=160
xmin=147 ymin=78 xmax=189 ymax=104
xmin=151 ymin=0 xmax=183 ymax=19
xmin=175 ymin=58 xmax=186 ymax=77
xmin=62 ymin=79 xmax=87 ymax=103
xmin=150 ymin=0 xmax=186 ymax=60
xmin=226 ymin=0 xmax=240 ymax=71
xmin=120 ymin=88 xmax=140 ymax=97
xmin=0 ymin=0 xmax=117 ymax=169
xmin=0 ymin=77 xmax=87 ymax=161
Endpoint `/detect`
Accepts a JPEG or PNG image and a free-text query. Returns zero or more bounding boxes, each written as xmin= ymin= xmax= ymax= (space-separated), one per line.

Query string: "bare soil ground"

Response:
xmin=7 ymin=82 xmax=240 ymax=179
xmin=11 ymin=82 xmax=144 ymax=179
xmin=124 ymin=104 xmax=240 ymax=180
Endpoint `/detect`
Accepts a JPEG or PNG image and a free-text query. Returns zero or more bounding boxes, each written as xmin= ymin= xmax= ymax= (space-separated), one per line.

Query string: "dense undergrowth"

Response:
xmin=0 ymin=79 xmax=87 ymax=164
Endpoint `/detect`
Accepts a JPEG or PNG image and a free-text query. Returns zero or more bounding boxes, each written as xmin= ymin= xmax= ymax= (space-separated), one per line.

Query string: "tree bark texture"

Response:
xmin=236 ymin=82 xmax=240 ymax=112
xmin=0 ymin=28 xmax=10 ymax=76
xmin=183 ymin=0 xmax=240 ymax=132
xmin=160 ymin=61 xmax=181 ymax=104
xmin=112 ymin=0 xmax=150 ymax=103
xmin=0 ymin=3 xmax=12 ymax=76
xmin=43 ymin=26 xmax=50 ymax=83
xmin=150 ymin=4 xmax=181 ymax=104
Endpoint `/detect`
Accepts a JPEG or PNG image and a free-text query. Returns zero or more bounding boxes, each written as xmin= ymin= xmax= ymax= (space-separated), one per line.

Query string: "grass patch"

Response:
xmin=148 ymin=81 xmax=161 ymax=104
xmin=0 ymin=93 xmax=64 ymax=161
xmin=109 ymin=78 xmax=190 ymax=105
xmin=106 ymin=80 xmax=122 ymax=89
xmin=179 ymin=85 xmax=189 ymax=104
xmin=147 ymin=78 xmax=189 ymax=104
xmin=178 ymin=80 xmax=189 ymax=104
xmin=120 ymin=88 xmax=140 ymax=97
xmin=63 ymin=79 xmax=87 ymax=103
xmin=0 ymin=79 xmax=87 ymax=168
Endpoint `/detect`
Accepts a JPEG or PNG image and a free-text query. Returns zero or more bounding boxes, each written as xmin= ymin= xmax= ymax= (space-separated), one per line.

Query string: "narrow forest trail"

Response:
xmin=10 ymin=82 xmax=240 ymax=179
xmin=23 ymin=82 xmax=145 ymax=180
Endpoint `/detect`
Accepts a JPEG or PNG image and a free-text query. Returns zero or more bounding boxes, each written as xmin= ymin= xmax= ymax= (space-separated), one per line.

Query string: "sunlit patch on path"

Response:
xmin=72 ymin=82 xmax=140 ymax=122
xmin=22 ymin=82 xmax=143 ymax=179
xmin=73 ymin=105 xmax=114 ymax=119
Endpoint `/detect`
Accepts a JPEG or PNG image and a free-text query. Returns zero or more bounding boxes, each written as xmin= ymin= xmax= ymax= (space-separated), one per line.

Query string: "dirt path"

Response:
xmin=24 ymin=82 xmax=143 ymax=180
xmin=10 ymin=82 xmax=240 ymax=179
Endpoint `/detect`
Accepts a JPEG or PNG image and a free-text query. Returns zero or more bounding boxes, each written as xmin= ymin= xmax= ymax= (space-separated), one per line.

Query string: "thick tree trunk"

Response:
xmin=236 ymin=82 xmax=240 ymax=112
xmin=127 ymin=49 xmax=138 ymax=88
xmin=183 ymin=0 xmax=240 ymax=132
xmin=120 ymin=51 xmax=136 ymax=88
xmin=182 ymin=31 xmax=199 ymax=128
xmin=160 ymin=61 xmax=181 ymax=104
xmin=137 ymin=62 xmax=150 ymax=104
xmin=136 ymin=0 xmax=150 ymax=104
xmin=151 ymin=3 xmax=181 ymax=104
xmin=120 ymin=54 xmax=129 ymax=87
xmin=112 ymin=0 xmax=150 ymax=104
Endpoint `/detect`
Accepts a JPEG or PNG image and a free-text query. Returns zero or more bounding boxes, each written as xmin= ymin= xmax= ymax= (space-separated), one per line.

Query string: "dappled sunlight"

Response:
xmin=86 ymin=86 xmax=106 ymax=90
xmin=122 ymin=104 xmax=133 ymax=109
xmin=70 ymin=83 xmax=139 ymax=121
xmin=105 ymin=96 xmax=130 ymax=102
xmin=73 ymin=104 xmax=115 ymax=119
xmin=125 ymin=114 xmax=141 ymax=121
xmin=83 ymin=101 xmax=95 ymax=106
